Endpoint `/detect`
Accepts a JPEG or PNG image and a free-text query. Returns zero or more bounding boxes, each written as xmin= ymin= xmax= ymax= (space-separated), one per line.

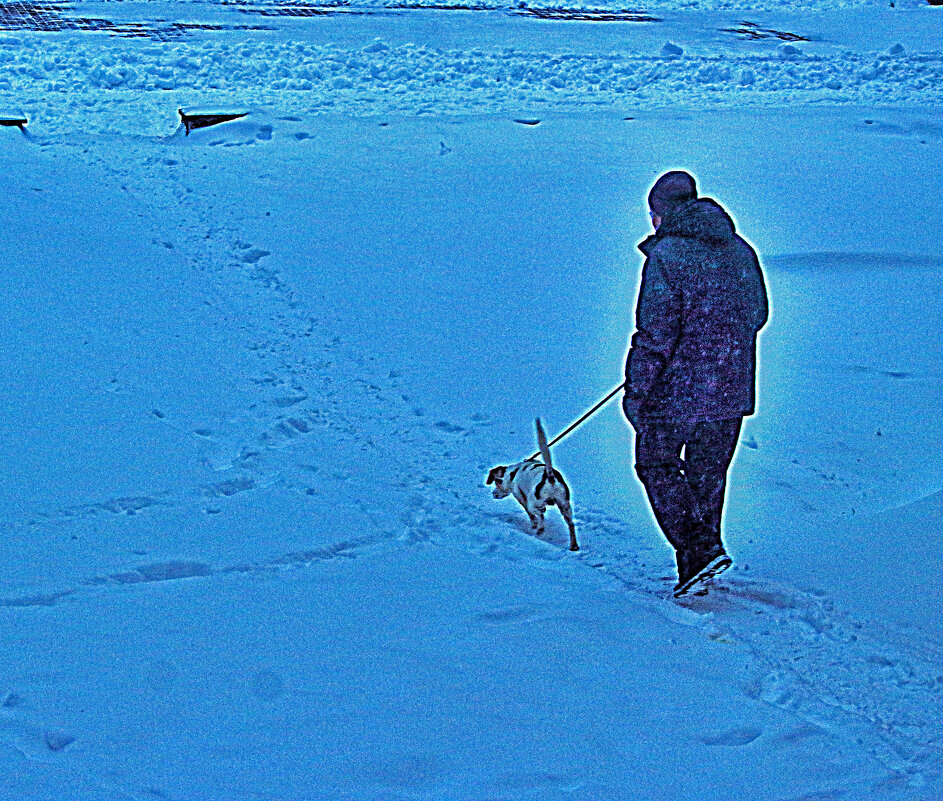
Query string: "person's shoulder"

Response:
xmin=648 ymin=231 xmax=689 ymax=252
xmin=650 ymin=232 xmax=702 ymax=263
xmin=732 ymin=234 xmax=762 ymax=263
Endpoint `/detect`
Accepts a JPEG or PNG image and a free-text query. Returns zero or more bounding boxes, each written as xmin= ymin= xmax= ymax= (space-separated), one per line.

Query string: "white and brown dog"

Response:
xmin=486 ymin=419 xmax=579 ymax=551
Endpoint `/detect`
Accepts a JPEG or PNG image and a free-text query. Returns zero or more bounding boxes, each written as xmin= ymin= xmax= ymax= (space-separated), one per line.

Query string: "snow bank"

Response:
xmin=2 ymin=31 xmax=942 ymax=135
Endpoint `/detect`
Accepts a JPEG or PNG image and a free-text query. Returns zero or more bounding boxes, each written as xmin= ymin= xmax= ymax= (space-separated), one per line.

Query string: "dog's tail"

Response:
xmin=535 ymin=418 xmax=555 ymax=482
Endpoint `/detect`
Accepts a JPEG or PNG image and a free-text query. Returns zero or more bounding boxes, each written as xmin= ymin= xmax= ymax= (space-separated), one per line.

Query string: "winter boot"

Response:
xmin=673 ymin=545 xmax=731 ymax=598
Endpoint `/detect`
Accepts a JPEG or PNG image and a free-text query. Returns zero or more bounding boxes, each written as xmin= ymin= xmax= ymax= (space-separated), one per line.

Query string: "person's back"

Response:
xmin=632 ymin=196 xmax=768 ymax=424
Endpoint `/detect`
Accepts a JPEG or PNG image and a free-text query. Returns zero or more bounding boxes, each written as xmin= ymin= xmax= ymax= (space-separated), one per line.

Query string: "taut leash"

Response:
xmin=527 ymin=380 xmax=626 ymax=461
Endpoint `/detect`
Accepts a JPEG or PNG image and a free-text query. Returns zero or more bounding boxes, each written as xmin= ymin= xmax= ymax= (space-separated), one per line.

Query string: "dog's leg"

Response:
xmin=514 ymin=490 xmax=542 ymax=535
xmin=557 ymin=498 xmax=579 ymax=551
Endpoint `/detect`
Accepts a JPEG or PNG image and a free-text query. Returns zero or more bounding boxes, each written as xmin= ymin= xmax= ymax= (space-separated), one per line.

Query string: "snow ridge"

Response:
xmin=3 ymin=35 xmax=943 ymax=135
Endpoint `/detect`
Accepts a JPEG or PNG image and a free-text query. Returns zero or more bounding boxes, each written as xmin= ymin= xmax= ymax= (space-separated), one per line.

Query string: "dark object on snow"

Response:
xmin=178 ymin=108 xmax=249 ymax=136
xmin=720 ymin=21 xmax=809 ymax=42
xmin=511 ymin=7 xmax=660 ymax=22
xmin=0 ymin=111 xmax=27 ymax=130
xmin=0 ymin=3 xmax=270 ymax=40
xmin=624 ymin=176 xmax=768 ymax=591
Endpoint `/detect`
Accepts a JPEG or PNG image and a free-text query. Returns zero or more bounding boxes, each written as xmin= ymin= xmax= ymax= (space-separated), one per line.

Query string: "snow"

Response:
xmin=3 ymin=3 xmax=943 ymax=132
xmin=1 ymin=1 xmax=943 ymax=799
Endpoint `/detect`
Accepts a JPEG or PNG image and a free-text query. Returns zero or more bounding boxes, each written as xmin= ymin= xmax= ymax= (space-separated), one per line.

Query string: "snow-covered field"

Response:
xmin=1 ymin=0 xmax=942 ymax=798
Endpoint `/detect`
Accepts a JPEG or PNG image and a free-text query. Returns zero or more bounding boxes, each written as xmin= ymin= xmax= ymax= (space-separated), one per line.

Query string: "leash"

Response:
xmin=526 ymin=380 xmax=626 ymax=461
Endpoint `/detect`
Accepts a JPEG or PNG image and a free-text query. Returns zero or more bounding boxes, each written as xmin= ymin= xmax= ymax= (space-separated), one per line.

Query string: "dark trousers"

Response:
xmin=634 ymin=418 xmax=743 ymax=563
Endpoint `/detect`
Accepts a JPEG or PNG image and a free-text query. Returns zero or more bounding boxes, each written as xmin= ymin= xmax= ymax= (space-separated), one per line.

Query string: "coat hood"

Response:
xmin=638 ymin=198 xmax=736 ymax=254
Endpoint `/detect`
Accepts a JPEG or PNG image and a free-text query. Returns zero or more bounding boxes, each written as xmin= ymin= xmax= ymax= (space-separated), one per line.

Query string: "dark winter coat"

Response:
xmin=624 ymin=197 xmax=768 ymax=424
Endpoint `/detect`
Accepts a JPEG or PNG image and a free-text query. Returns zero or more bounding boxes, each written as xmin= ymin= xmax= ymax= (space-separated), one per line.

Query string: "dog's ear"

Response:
xmin=486 ymin=466 xmax=506 ymax=485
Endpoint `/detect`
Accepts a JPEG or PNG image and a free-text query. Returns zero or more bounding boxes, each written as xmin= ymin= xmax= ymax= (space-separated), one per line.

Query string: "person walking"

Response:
xmin=623 ymin=171 xmax=768 ymax=597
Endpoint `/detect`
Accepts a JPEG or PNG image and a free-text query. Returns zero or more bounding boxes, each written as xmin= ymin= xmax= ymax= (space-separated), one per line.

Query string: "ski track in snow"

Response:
xmin=2 ymin=127 xmax=942 ymax=797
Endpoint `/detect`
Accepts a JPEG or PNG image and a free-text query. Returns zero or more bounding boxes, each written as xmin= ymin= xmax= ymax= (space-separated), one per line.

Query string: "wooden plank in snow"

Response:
xmin=178 ymin=108 xmax=249 ymax=135
xmin=0 ymin=111 xmax=27 ymax=130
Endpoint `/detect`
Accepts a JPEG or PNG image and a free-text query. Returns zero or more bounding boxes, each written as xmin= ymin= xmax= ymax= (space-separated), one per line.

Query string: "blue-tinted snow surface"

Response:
xmin=1 ymin=8 xmax=942 ymax=800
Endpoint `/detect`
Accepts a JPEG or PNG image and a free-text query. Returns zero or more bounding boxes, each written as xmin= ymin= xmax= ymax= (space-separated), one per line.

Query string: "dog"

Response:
xmin=486 ymin=419 xmax=579 ymax=551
